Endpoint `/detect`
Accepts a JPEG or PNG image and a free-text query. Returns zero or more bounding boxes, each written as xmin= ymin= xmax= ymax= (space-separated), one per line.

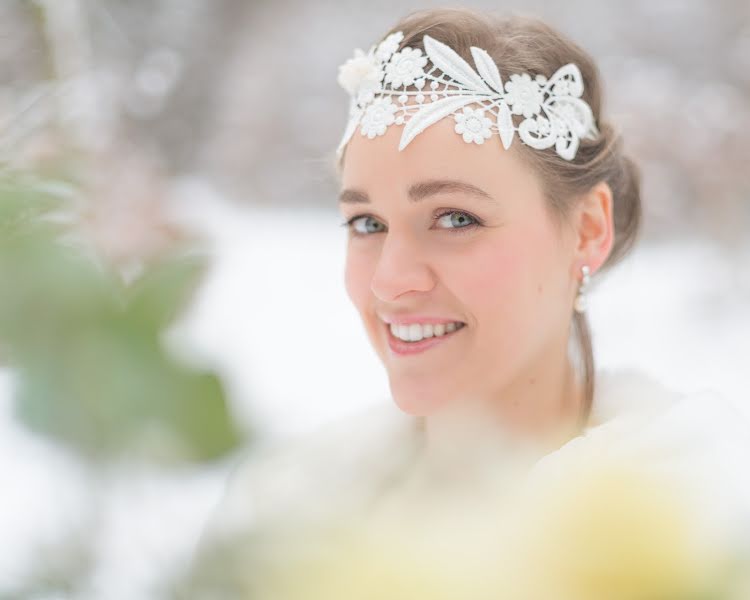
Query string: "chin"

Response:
xmin=387 ymin=377 xmax=450 ymax=416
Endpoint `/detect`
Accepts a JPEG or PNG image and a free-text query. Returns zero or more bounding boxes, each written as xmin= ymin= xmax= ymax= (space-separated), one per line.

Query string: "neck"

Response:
xmin=423 ymin=342 xmax=586 ymax=457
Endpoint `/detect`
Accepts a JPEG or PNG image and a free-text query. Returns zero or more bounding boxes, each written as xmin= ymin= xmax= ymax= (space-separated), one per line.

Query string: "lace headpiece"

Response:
xmin=336 ymin=31 xmax=599 ymax=161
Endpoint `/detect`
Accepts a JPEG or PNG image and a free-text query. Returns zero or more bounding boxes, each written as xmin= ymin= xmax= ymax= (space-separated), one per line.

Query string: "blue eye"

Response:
xmin=343 ymin=215 xmax=386 ymax=235
xmin=340 ymin=210 xmax=481 ymax=236
xmin=435 ymin=211 xmax=479 ymax=230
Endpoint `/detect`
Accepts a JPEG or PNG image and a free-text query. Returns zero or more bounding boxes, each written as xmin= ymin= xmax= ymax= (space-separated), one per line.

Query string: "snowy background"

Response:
xmin=1 ymin=0 xmax=749 ymax=597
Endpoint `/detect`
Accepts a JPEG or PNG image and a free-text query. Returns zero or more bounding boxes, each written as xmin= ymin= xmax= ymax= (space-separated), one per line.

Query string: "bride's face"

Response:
xmin=338 ymin=116 xmax=579 ymax=416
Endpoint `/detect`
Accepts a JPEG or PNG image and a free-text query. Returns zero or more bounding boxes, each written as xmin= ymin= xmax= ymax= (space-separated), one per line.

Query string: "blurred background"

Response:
xmin=0 ymin=0 xmax=748 ymax=598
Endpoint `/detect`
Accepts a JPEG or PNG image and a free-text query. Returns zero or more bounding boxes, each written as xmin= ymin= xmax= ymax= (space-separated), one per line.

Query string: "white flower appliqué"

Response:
xmin=375 ymin=31 xmax=404 ymax=63
xmin=337 ymin=48 xmax=384 ymax=99
xmin=504 ymin=73 xmax=544 ymax=119
xmin=360 ymin=97 xmax=398 ymax=138
xmin=454 ymin=107 xmax=493 ymax=144
xmin=384 ymin=47 xmax=428 ymax=89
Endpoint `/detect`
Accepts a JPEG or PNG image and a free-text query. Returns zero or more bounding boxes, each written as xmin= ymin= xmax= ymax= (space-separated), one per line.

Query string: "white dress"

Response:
xmin=192 ymin=368 xmax=750 ymax=599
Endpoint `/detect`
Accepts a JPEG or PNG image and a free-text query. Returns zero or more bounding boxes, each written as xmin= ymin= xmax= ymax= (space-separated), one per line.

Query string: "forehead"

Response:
xmin=340 ymin=115 xmax=542 ymax=202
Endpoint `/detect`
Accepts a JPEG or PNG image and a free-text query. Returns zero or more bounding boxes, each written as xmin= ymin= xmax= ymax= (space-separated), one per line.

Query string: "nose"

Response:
xmin=370 ymin=230 xmax=436 ymax=302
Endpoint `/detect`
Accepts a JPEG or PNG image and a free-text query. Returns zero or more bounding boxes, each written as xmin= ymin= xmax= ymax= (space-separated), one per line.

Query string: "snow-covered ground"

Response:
xmin=1 ymin=179 xmax=748 ymax=598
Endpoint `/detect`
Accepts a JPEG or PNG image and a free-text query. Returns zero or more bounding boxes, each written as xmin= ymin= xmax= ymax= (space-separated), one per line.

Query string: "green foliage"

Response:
xmin=0 ymin=176 xmax=244 ymax=463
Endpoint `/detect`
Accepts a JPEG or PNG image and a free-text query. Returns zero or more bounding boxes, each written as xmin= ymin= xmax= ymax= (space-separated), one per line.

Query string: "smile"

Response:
xmin=385 ymin=321 xmax=466 ymax=356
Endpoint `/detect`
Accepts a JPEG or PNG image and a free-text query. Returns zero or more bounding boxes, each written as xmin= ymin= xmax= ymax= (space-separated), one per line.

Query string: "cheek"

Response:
xmin=453 ymin=244 xmax=522 ymax=323
xmin=344 ymin=244 xmax=374 ymax=313
xmin=451 ymin=226 xmax=563 ymax=333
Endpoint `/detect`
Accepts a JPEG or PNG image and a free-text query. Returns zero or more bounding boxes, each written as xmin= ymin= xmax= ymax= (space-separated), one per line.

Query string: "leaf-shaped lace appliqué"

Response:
xmin=470 ymin=46 xmax=504 ymax=94
xmin=399 ymin=95 xmax=479 ymax=150
xmin=423 ymin=35 xmax=492 ymax=93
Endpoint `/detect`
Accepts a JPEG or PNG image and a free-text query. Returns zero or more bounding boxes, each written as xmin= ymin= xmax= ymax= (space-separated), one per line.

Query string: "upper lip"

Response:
xmin=377 ymin=312 xmax=466 ymax=326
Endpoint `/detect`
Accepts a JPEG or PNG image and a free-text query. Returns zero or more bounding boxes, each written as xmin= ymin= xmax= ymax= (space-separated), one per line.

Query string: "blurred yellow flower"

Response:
xmin=244 ymin=456 xmax=740 ymax=600
xmin=505 ymin=458 xmax=734 ymax=600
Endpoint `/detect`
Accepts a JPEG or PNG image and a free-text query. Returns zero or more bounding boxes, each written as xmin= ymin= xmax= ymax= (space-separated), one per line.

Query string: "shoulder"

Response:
xmin=537 ymin=367 xmax=750 ymax=547
xmin=199 ymin=400 xmax=418 ymax=545
xmin=586 ymin=367 xmax=685 ymax=425
xmin=587 ymin=367 xmax=750 ymax=458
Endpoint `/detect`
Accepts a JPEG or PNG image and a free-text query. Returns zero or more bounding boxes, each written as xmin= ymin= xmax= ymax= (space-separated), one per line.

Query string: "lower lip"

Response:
xmin=386 ymin=323 xmax=466 ymax=356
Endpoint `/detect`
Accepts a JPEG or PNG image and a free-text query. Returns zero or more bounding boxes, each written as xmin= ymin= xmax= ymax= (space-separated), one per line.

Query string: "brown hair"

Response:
xmin=335 ymin=8 xmax=642 ymax=426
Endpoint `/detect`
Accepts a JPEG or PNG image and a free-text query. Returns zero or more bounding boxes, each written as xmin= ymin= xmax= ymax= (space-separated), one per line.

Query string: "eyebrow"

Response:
xmin=338 ymin=179 xmax=495 ymax=204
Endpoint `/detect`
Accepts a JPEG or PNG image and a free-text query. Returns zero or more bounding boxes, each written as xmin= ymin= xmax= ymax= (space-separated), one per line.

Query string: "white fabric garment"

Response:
xmin=195 ymin=367 xmax=750 ymax=593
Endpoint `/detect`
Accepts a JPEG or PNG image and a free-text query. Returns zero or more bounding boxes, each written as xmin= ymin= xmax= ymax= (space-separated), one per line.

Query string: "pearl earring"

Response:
xmin=574 ymin=264 xmax=591 ymax=314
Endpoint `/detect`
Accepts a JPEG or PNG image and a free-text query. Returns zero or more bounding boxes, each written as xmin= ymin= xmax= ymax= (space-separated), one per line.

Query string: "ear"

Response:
xmin=571 ymin=180 xmax=614 ymax=276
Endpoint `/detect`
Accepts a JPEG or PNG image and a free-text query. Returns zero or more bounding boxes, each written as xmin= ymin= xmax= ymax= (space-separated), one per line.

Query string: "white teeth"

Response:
xmin=389 ymin=321 xmax=463 ymax=342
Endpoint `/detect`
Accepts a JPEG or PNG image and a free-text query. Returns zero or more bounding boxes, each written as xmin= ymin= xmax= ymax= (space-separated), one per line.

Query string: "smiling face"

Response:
xmin=338 ymin=116 xmax=581 ymax=417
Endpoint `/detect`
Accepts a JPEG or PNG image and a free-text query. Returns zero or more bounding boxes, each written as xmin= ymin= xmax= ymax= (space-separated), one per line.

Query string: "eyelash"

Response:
xmin=340 ymin=210 xmax=483 ymax=237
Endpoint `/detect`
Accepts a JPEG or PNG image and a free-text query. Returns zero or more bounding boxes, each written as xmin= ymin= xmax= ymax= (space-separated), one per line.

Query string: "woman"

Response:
xmin=190 ymin=8 xmax=750 ymax=599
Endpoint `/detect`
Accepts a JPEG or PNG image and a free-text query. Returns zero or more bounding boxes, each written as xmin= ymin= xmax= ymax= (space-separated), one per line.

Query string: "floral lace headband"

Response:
xmin=336 ymin=31 xmax=599 ymax=161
